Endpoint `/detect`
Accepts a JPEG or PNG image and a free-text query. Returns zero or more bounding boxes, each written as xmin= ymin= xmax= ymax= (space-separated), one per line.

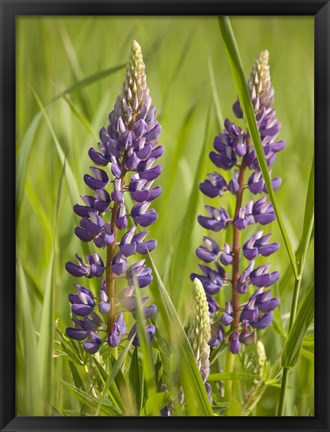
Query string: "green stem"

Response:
xmin=224 ymin=350 xmax=235 ymax=414
xmin=277 ymin=276 xmax=302 ymax=416
xmin=277 ymin=368 xmax=289 ymax=416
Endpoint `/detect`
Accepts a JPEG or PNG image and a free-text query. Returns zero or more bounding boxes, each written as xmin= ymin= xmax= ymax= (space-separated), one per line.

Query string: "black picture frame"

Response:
xmin=1 ymin=0 xmax=329 ymax=431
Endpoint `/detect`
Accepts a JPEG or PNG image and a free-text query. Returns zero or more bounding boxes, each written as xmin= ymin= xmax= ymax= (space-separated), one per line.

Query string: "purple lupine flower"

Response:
xmin=229 ymin=330 xmax=241 ymax=354
xmin=192 ymin=50 xmax=283 ymax=356
xmin=196 ymin=236 xmax=221 ymax=263
xmin=221 ymin=301 xmax=233 ymax=326
xmin=200 ymin=172 xmax=227 ymax=198
xmin=198 ymin=206 xmax=230 ymax=232
xmin=190 ymin=263 xmax=225 ymax=296
xmin=65 ymin=253 xmax=104 ymax=278
xmin=209 ymin=321 xmax=224 ymax=347
xmin=239 ymin=322 xmax=256 ymax=346
xmin=236 ymin=261 xmax=255 ymax=294
xmin=243 ymin=231 xmax=279 ymax=260
xmin=128 ymin=322 xmax=156 ymax=347
xmin=65 ymin=41 xmax=162 ymax=354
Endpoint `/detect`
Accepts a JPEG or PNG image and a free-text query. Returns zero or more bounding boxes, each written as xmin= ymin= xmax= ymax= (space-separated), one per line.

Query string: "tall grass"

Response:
xmin=16 ymin=16 xmax=314 ymax=416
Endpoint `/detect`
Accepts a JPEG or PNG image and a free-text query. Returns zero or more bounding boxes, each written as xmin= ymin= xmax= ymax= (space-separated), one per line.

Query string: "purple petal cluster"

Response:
xmin=65 ymin=41 xmax=161 ymax=353
xmin=192 ymin=50 xmax=283 ymax=354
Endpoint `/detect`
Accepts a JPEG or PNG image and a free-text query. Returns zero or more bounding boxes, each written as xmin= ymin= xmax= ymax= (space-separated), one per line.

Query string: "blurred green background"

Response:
xmin=16 ymin=16 xmax=314 ymax=416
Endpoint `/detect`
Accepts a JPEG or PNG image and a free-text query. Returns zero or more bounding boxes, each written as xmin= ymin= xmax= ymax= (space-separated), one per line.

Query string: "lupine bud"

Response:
xmin=65 ymin=41 xmax=162 ymax=354
xmin=188 ymin=279 xmax=212 ymax=401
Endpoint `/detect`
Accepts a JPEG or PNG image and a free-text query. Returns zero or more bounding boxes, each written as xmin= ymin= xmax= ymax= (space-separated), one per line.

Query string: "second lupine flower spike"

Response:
xmin=65 ymin=41 xmax=162 ymax=354
xmin=192 ymin=50 xmax=283 ymax=354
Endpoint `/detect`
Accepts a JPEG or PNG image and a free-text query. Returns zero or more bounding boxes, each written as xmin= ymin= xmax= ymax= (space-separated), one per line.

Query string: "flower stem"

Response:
xmin=106 ymin=172 xmax=126 ymax=334
xmin=277 ymin=276 xmax=302 ymax=416
xmin=106 ymin=201 xmax=119 ymax=332
xmin=224 ymin=160 xmax=246 ymax=415
xmin=224 ymin=349 xmax=235 ymax=412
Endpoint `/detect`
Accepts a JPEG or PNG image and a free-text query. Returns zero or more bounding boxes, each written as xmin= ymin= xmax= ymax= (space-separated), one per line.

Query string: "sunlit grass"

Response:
xmin=16 ymin=16 xmax=314 ymax=416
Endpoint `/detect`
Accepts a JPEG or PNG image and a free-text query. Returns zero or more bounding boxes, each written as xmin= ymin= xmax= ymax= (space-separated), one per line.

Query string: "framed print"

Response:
xmin=0 ymin=1 xmax=329 ymax=431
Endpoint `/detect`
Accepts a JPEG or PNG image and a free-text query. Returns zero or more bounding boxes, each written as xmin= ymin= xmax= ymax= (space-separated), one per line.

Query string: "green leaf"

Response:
xmin=210 ymin=341 xmax=227 ymax=366
xmin=60 ymin=341 xmax=84 ymax=365
xmin=148 ymin=253 xmax=214 ymax=416
xmin=218 ymin=16 xmax=298 ymax=280
xmin=142 ymin=392 xmax=171 ymax=416
xmin=68 ymin=361 xmax=85 ymax=391
xmin=129 ymin=347 xmax=145 ymax=415
xmin=300 ymin=348 xmax=314 ymax=362
xmin=92 ymin=357 xmax=125 ymax=414
xmin=62 ymin=381 xmax=122 ymax=416
xmin=208 ymin=372 xmax=258 ymax=381
xmin=101 ymin=337 xmax=134 ymax=397
xmin=281 ymin=283 xmax=314 ymax=368
xmin=50 ymin=63 xmax=126 ymax=103
xmin=134 ymin=278 xmax=159 ymax=416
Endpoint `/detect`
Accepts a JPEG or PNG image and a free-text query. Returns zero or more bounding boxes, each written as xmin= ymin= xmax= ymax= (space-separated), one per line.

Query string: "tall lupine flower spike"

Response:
xmin=191 ymin=50 xmax=283 ymax=355
xmin=65 ymin=41 xmax=162 ymax=354
xmin=188 ymin=279 xmax=212 ymax=401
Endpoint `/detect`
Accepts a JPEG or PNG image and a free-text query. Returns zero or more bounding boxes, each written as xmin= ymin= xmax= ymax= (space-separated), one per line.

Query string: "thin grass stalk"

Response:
xmin=278 ymin=159 xmax=314 ymax=415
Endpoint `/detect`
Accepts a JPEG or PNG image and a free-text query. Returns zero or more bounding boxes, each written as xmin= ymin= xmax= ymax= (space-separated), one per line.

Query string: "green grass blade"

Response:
xmin=16 ymin=261 xmax=42 ymax=415
xmin=129 ymin=347 xmax=145 ymax=415
xmin=62 ymin=95 xmax=98 ymax=141
xmin=281 ymin=283 xmax=314 ymax=368
xmin=50 ymin=64 xmax=126 ymax=103
xmin=59 ymin=22 xmax=91 ymax=119
xmin=101 ymin=337 xmax=134 ymax=397
xmin=31 ymin=88 xmax=81 ymax=204
xmin=208 ymin=57 xmax=224 ymax=130
xmin=62 ymin=381 xmax=122 ymax=416
xmin=16 ymin=112 xmax=42 ymax=212
xmin=134 ymin=279 xmax=159 ymax=416
xmin=159 ymin=99 xmax=201 ymax=208
xmin=17 ymin=251 xmax=44 ymax=303
xmin=25 ymin=179 xmax=53 ymax=247
xmin=92 ymin=357 xmax=126 ymax=414
xmin=297 ymin=158 xmax=314 ymax=273
xmin=68 ymin=361 xmax=85 ymax=391
xmin=38 ymin=250 xmax=55 ymax=414
xmin=160 ymin=29 xmax=194 ymax=114
xmin=170 ymin=106 xmax=212 ymax=308
xmin=208 ymin=372 xmax=258 ymax=381
xmin=149 ymin=253 xmax=214 ymax=416
xmin=218 ymin=16 xmax=298 ymax=280
xmin=142 ymin=392 xmax=171 ymax=416
xmin=209 ymin=342 xmax=227 ymax=366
